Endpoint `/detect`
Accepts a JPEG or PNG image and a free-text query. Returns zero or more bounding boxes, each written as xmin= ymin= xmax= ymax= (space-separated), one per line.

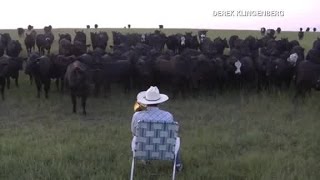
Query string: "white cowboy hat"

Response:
xmin=137 ymin=86 xmax=169 ymax=105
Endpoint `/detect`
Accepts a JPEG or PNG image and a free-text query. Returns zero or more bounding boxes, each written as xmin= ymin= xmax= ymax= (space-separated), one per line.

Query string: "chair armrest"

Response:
xmin=131 ymin=136 xmax=137 ymax=152
xmin=175 ymin=137 xmax=180 ymax=155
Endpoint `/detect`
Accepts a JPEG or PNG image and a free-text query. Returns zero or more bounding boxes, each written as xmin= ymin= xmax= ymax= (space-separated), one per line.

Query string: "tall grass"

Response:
xmin=1 ymin=73 xmax=320 ymax=179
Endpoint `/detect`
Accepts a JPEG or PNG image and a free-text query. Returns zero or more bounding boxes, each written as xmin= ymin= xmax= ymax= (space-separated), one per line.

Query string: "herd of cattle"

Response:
xmin=1 ymin=26 xmax=320 ymax=114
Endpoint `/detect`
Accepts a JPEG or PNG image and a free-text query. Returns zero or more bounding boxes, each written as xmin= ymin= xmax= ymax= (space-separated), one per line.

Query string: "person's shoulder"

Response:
xmin=159 ymin=109 xmax=174 ymax=120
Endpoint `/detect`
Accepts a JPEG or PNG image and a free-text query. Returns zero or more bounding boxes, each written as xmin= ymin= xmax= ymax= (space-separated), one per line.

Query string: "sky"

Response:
xmin=0 ymin=0 xmax=318 ymax=31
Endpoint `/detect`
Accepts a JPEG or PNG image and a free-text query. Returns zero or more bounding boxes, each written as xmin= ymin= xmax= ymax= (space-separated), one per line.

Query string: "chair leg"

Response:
xmin=130 ymin=158 xmax=135 ymax=180
xmin=172 ymin=156 xmax=177 ymax=180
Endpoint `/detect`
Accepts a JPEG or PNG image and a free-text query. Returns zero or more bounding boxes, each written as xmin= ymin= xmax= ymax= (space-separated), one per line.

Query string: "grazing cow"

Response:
xmin=17 ymin=28 xmax=25 ymax=37
xmin=64 ymin=60 xmax=90 ymax=115
xmin=0 ymin=55 xmax=9 ymax=100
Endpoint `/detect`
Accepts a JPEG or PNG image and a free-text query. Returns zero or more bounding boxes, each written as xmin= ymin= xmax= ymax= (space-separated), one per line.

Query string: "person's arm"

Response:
xmin=131 ymin=112 xmax=138 ymax=136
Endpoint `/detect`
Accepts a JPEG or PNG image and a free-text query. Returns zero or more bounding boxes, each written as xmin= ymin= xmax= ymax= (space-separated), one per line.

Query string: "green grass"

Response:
xmin=1 ymin=28 xmax=320 ymax=179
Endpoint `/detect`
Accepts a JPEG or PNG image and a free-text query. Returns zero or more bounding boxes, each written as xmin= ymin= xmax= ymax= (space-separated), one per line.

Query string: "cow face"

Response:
xmin=180 ymin=36 xmax=186 ymax=46
xmin=141 ymin=34 xmax=146 ymax=42
xmin=234 ymin=60 xmax=242 ymax=74
xmin=287 ymin=53 xmax=298 ymax=67
xmin=200 ymin=34 xmax=206 ymax=43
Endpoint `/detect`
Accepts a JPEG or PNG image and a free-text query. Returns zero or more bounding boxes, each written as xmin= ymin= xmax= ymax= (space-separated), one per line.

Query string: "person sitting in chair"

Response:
xmin=131 ymin=86 xmax=183 ymax=172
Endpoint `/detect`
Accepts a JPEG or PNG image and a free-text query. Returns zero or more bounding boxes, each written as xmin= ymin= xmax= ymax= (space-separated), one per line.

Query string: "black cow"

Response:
xmin=295 ymin=60 xmax=320 ymax=98
xmin=6 ymin=40 xmax=22 ymax=57
xmin=266 ymin=29 xmax=276 ymax=39
xmin=59 ymin=38 xmax=73 ymax=56
xmin=306 ymin=27 xmax=310 ymax=32
xmin=260 ymin=27 xmax=266 ymax=36
xmin=24 ymin=52 xmax=40 ymax=85
xmin=64 ymin=60 xmax=90 ymax=115
xmin=0 ymin=42 xmax=4 ymax=57
xmin=59 ymin=33 xmax=72 ymax=42
xmin=36 ymin=34 xmax=52 ymax=55
xmin=25 ymin=54 xmax=53 ymax=98
xmin=17 ymin=28 xmax=25 ymax=37
xmin=229 ymin=35 xmax=239 ymax=50
xmin=25 ymin=33 xmax=36 ymax=56
xmin=90 ymin=32 xmax=109 ymax=50
xmin=0 ymin=55 xmax=9 ymax=100
xmin=313 ymin=28 xmax=317 ymax=32
xmin=276 ymin=27 xmax=281 ymax=34
xmin=298 ymin=31 xmax=304 ymax=40
xmin=5 ymin=56 xmax=23 ymax=89
xmin=74 ymin=30 xmax=86 ymax=44
xmin=198 ymin=30 xmax=208 ymax=43
xmin=0 ymin=33 xmax=12 ymax=49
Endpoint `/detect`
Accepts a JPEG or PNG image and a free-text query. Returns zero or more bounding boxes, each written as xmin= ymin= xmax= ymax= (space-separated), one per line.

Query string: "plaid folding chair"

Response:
xmin=130 ymin=120 xmax=180 ymax=180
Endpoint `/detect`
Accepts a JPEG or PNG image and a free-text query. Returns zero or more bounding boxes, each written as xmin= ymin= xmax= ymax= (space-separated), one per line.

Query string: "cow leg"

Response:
xmin=29 ymin=75 xmax=33 ymax=85
xmin=94 ymin=83 xmax=101 ymax=97
xmin=6 ymin=77 xmax=10 ymax=89
xmin=81 ymin=95 xmax=87 ymax=115
xmin=35 ymin=78 xmax=42 ymax=98
xmin=0 ymin=78 xmax=5 ymax=100
xmin=44 ymin=79 xmax=51 ymax=99
xmin=60 ymin=78 xmax=64 ymax=93
xmin=71 ymin=92 xmax=77 ymax=113
xmin=55 ymin=79 xmax=60 ymax=91
xmin=15 ymin=76 xmax=19 ymax=88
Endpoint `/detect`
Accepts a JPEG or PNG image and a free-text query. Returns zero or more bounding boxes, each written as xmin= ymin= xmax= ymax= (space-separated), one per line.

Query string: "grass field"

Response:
xmin=1 ymin=28 xmax=320 ymax=180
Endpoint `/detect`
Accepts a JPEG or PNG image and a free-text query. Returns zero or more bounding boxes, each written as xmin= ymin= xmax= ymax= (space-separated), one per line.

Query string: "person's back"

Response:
xmin=131 ymin=105 xmax=173 ymax=135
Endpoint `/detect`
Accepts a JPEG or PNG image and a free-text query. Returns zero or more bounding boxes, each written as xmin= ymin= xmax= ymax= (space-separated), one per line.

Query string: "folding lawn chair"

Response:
xmin=130 ymin=120 xmax=180 ymax=180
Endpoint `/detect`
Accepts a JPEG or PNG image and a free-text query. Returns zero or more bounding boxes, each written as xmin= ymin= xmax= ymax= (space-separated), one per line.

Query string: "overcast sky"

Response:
xmin=0 ymin=0 xmax=318 ymax=31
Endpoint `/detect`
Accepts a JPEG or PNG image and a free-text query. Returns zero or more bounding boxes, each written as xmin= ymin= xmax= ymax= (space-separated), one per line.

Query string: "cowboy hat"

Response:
xmin=137 ymin=86 xmax=169 ymax=105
